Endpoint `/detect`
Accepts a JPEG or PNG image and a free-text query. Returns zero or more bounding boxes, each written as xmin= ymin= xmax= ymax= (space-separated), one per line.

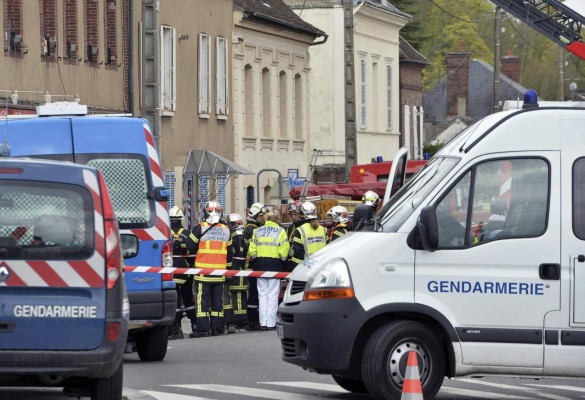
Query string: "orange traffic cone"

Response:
xmin=401 ymin=351 xmax=424 ymax=400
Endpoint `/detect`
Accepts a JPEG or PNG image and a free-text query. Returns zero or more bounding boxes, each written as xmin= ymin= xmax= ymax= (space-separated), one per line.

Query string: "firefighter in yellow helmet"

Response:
xmin=224 ymin=213 xmax=248 ymax=333
xmin=289 ymin=202 xmax=327 ymax=269
xmin=189 ymin=200 xmax=233 ymax=338
xmin=169 ymin=206 xmax=197 ymax=340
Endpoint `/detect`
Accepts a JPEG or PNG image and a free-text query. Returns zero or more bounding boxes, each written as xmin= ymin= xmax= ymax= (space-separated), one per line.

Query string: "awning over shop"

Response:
xmin=183 ymin=149 xmax=253 ymax=176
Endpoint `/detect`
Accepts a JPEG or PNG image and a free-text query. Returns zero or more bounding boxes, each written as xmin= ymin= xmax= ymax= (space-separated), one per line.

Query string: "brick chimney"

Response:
xmin=501 ymin=50 xmax=521 ymax=82
xmin=446 ymin=43 xmax=470 ymax=118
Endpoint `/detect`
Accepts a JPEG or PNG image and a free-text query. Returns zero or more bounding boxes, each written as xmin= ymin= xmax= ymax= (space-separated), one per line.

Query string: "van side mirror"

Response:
xmin=149 ymin=186 xmax=170 ymax=201
xmin=407 ymin=206 xmax=439 ymax=252
xmin=120 ymin=234 xmax=139 ymax=259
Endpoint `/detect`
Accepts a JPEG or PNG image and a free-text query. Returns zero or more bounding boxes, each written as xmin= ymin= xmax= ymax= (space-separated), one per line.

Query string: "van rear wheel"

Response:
xmin=362 ymin=320 xmax=445 ymax=400
xmin=332 ymin=375 xmax=368 ymax=394
xmin=91 ymin=361 xmax=123 ymax=400
xmin=136 ymin=326 xmax=169 ymax=361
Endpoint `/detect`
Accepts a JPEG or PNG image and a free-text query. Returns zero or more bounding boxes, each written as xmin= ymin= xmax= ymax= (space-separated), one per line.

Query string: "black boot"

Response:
xmin=168 ymin=322 xmax=184 ymax=340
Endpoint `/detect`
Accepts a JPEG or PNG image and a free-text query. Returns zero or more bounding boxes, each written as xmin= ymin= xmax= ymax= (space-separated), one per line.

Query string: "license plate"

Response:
xmin=277 ymin=323 xmax=284 ymax=338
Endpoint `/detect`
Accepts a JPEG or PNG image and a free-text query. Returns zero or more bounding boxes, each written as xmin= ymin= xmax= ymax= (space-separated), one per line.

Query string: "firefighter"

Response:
xmin=225 ymin=213 xmax=248 ymax=333
xmin=190 ymin=200 xmax=233 ymax=338
xmin=353 ymin=190 xmax=380 ymax=231
xmin=325 ymin=205 xmax=350 ymax=243
xmin=286 ymin=200 xmax=303 ymax=244
xmin=243 ymin=202 xmax=267 ymax=331
xmin=289 ymin=202 xmax=327 ymax=269
xmin=248 ymin=211 xmax=289 ymax=331
xmin=169 ymin=206 xmax=197 ymax=340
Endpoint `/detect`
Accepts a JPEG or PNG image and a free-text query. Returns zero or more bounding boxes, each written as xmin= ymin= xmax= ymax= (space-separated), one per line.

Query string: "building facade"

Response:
xmin=284 ymin=0 xmax=410 ymax=168
xmin=231 ymin=0 xmax=325 ymax=212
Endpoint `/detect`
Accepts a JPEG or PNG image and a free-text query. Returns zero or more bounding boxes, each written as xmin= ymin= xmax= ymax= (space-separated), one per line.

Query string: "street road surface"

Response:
xmin=2 ymin=327 xmax=585 ymax=399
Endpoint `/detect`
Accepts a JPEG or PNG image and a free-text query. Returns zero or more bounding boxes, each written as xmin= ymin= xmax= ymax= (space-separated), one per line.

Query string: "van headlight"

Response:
xmin=303 ymin=258 xmax=354 ymax=301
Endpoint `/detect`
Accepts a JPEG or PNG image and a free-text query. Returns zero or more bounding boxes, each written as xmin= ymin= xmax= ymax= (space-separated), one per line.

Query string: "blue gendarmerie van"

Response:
xmin=2 ymin=101 xmax=176 ymax=361
xmin=0 ymin=157 xmax=128 ymax=399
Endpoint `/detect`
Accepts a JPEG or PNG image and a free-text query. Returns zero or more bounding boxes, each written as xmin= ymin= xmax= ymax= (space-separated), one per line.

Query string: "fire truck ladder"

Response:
xmin=300 ymin=149 xmax=323 ymax=202
xmin=490 ymin=0 xmax=585 ymax=61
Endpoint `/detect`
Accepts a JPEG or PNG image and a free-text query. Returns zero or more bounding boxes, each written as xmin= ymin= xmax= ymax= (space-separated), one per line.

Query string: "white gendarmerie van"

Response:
xmin=278 ymin=90 xmax=585 ymax=400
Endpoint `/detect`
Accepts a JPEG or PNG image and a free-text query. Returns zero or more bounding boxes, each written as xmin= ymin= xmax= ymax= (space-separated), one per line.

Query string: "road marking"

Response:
xmin=441 ymin=386 xmax=534 ymax=399
xmin=527 ymin=384 xmax=585 ymax=393
xmin=260 ymin=381 xmax=349 ymax=392
xmin=458 ymin=379 xmax=573 ymax=400
xmin=142 ymin=390 xmax=212 ymax=400
xmin=166 ymin=384 xmax=336 ymax=400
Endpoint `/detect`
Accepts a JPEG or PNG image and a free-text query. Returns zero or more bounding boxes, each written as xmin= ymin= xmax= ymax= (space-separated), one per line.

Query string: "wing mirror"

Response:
xmin=407 ymin=206 xmax=439 ymax=252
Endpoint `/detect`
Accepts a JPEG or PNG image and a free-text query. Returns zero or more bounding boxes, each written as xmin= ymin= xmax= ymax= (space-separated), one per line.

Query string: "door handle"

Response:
xmin=0 ymin=322 xmax=15 ymax=333
xmin=539 ymin=263 xmax=560 ymax=280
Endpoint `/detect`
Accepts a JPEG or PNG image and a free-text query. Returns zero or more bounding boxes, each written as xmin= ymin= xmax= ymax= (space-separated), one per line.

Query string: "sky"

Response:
xmin=563 ymin=0 xmax=585 ymax=17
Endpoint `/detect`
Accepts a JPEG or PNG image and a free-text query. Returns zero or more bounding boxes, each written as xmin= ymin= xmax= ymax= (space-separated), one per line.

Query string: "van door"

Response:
xmin=0 ymin=168 xmax=105 ymax=350
xmin=383 ymin=147 xmax=408 ymax=205
xmin=415 ymin=153 xmax=560 ymax=370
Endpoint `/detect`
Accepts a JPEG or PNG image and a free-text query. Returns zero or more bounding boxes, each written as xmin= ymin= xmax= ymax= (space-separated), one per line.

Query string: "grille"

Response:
xmin=280 ymin=313 xmax=294 ymax=323
xmin=89 ymin=158 xmax=150 ymax=225
xmin=290 ymin=280 xmax=306 ymax=295
xmin=281 ymin=338 xmax=297 ymax=358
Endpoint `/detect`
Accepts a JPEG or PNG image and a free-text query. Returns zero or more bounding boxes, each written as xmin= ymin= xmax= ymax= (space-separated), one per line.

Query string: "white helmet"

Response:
xmin=169 ymin=206 xmax=184 ymax=220
xmin=299 ymin=201 xmax=318 ymax=220
xmin=203 ymin=200 xmax=223 ymax=224
xmin=326 ymin=205 xmax=349 ymax=223
xmin=248 ymin=202 xmax=267 ymax=219
xmin=362 ymin=190 xmax=380 ymax=208
xmin=227 ymin=213 xmax=244 ymax=234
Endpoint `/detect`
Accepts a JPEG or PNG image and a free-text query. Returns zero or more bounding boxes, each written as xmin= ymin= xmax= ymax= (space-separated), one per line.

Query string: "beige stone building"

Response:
xmin=284 ymin=0 xmax=410 ymax=168
xmin=231 ymin=0 xmax=325 ymax=213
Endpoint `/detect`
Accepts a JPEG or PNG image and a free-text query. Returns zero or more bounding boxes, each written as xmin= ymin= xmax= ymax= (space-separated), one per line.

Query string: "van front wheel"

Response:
xmin=136 ymin=326 xmax=169 ymax=361
xmin=362 ymin=320 xmax=445 ymax=400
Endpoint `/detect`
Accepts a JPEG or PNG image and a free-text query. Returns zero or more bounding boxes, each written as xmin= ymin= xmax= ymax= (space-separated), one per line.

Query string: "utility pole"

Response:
xmin=344 ymin=0 xmax=357 ymax=180
xmin=493 ymin=7 xmax=502 ymax=114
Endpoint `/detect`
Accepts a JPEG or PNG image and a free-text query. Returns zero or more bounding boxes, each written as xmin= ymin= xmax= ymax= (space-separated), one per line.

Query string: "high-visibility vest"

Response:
xmin=194 ymin=222 xmax=231 ymax=282
xmin=297 ymin=223 xmax=327 ymax=258
xmin=248 ymin=220 xmax=289 ymax=261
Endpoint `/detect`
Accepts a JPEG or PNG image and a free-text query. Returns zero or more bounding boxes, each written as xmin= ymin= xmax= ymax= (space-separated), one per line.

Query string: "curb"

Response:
xmin=123 ymin=387 xmax=157 ymax=400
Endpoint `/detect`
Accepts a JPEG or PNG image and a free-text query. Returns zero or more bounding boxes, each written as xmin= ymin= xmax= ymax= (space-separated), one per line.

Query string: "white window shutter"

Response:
xmin=216 ymin=37 xmax=224 ymax=115
xmin=171 ymin=28 xmax=177 ymax=112
xmin=207 ymin=36 xmax=211 ymax=114
xmin=160 ymin=27 xmax=165 ymax=111
xmin=198 ymin=33 xmax=205 ymax=114
xmin=224 ymin=38 xmax=229 ymax=115
xmin=387 ymin=65 xmax=392 ymax=130
xmin=360 ymin=59 xmax=366 ymax=129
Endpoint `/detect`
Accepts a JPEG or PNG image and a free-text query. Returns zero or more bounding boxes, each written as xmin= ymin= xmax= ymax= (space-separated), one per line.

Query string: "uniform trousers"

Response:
xmin=194 ymin=280 xmax=224 ymax=333
xmin=257 ymin=277 xmax=280 ymax=328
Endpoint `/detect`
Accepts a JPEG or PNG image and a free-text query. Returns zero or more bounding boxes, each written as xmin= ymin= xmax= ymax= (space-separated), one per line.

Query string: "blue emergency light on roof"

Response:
xmin=522 ymin=89 xmax=539 ymax=109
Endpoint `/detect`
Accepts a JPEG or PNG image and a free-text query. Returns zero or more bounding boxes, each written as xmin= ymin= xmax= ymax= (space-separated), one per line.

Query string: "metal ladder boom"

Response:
xmin=490 ymin=0 xmax=585 ymax=60
xmin=300 ymin=149 xmax=323 ymax=202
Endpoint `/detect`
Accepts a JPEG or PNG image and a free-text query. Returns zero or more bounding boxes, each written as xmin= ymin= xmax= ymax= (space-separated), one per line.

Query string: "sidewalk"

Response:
xmin=124 ymin=387 xmax=156 ymax=400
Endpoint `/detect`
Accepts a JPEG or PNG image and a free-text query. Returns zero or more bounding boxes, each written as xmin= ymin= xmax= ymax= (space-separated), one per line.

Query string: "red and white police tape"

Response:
xmin=124 ymin=266 xmax=291 ymax=279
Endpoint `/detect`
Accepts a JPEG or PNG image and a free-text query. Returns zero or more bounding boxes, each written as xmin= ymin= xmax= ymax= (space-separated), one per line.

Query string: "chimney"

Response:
xmin=501 ymin=49 xmax=521 ymax=82
xmin=446 ymin=43 xmax=470 ymax=118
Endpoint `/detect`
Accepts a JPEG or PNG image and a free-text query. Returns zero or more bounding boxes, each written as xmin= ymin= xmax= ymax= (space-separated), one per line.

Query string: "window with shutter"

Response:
xmin=387 ymin=64 xmax=392 ymax=130
xmin=198 ymin=33 xmax=210 ymax=115
xmin=161 ymin=25 xmax=176 ymax=114
xmin=164 ymin=171 xmax=175 ymax=209
xmin=216 ymin=36 xmax=228 ymax=116
xmin=360 ymin=59 xmax=367 ymax=129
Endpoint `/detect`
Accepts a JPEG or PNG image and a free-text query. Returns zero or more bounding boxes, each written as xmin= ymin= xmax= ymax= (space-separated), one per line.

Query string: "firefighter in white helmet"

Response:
xmin=242 ymin=202 xmax=267 ymax=331
xmin=289 ymin=202 xmax=327 ymax=269
xmin=325 ymin=205 xmax=350 ymax=243
xmin=353 ymin=190 xmax=380 ymax=231
xmin=189 ymin=200 xmax=233 ymax=338
xmin=169 ymin=206 xmax=197 ymax=340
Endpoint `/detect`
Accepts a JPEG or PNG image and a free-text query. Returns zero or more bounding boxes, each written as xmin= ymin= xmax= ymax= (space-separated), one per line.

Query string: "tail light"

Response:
xmin=162 ymin=240 xmax=173 ymax=268
xmin=107 ymin=322 xmax=121 ymax=341
xmin=98 ymin=172 xmax=122 ymax=290
xmin=161 ymin=273 xmax=174 ymax=281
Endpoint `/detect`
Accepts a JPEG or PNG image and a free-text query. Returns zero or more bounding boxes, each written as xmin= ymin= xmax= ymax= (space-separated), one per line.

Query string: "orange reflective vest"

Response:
xmin=194 ymin=221 xmax=232 ymax=282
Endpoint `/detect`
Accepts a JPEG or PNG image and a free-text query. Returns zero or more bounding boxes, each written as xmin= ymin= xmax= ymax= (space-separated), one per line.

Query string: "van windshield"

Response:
xmin=378 ymin=156 xmax=459 ymax=232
